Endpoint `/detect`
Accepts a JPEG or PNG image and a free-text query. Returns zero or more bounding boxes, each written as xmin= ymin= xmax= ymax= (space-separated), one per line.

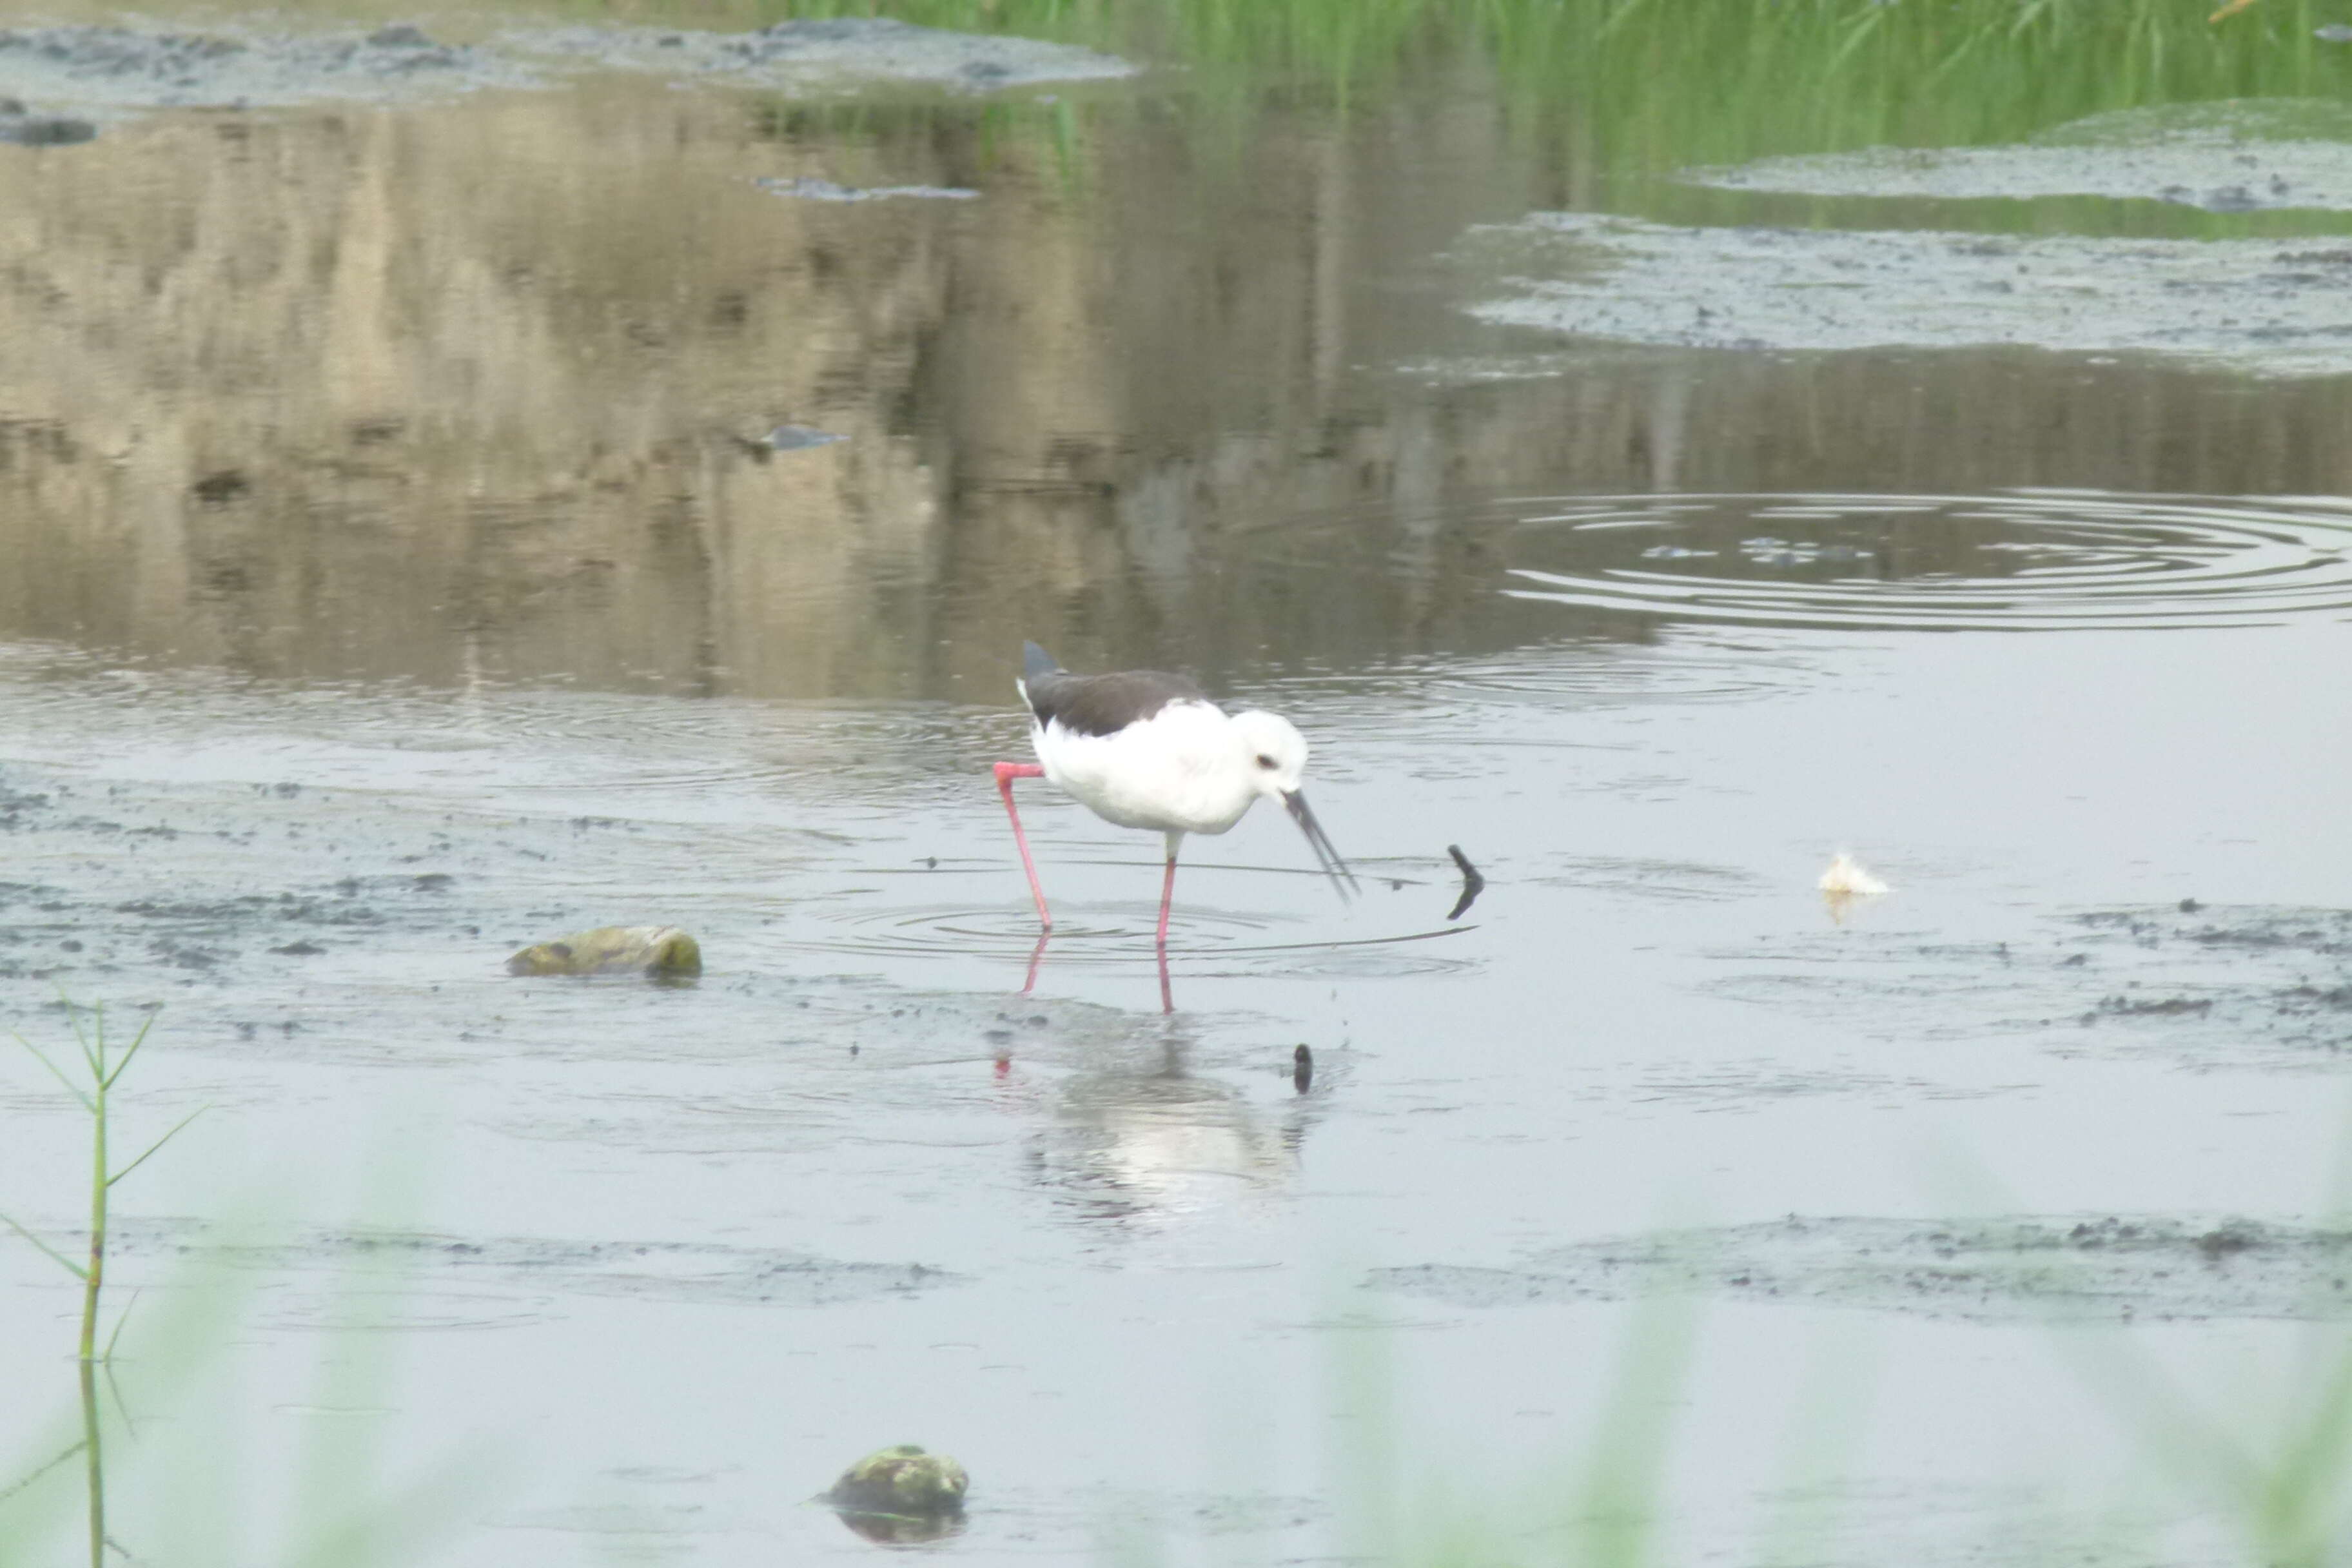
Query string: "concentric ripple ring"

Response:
xmin=1495 ymin=491 xmax=2352 ymax=632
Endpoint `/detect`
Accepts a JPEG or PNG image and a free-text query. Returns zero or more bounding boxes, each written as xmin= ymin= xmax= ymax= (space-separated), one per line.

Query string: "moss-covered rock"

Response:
xmin=825 ymin=1443 xmax=969 ymax=1519
xmin=504 ymin=925 xmax=702 ymax=978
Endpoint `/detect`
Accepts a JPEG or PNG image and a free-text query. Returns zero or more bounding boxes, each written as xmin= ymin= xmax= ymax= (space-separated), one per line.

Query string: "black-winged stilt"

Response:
xmin=993 ymin=642 xmax=1357 ymax=948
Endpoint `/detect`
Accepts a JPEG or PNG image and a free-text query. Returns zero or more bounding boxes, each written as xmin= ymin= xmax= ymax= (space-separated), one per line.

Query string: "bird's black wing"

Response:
xmin=1020 ymin=645 xmax=1207 ymax=738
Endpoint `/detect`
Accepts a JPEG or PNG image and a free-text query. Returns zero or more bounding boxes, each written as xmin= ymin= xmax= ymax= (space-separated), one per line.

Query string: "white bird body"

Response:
xmin=1024 ymin=694 xmax=1277 ymax=838
xmin=995 ymin=643 xmax=1354 ymax=958
xmin=1818 ymin=853 xmax=1889 ymax=897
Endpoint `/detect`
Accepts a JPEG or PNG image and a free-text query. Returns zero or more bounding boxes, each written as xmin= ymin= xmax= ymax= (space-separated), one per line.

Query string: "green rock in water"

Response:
xmin=825 ymin=1444 xmax=969 ymax=1519
xmin=505 ymin=925 xmax=702 ymax=979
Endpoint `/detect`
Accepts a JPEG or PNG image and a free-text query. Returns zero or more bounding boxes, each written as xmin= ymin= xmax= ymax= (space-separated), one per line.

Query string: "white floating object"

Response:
xmin=1818 ymin=853 xmax=1889 ymax=897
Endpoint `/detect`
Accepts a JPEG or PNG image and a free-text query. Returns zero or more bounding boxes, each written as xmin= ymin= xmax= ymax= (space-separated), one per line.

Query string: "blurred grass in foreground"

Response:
xmin=0 ymin=1004 xmax=488 ymax=1567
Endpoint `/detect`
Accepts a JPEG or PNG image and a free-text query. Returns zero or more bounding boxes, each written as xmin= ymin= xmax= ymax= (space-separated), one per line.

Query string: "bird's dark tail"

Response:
xmin=1023 ymin=642 xmax=1063 ymax=683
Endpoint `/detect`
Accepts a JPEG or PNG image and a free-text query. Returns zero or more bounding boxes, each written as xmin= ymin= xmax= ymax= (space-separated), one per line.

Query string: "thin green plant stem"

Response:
xmin=11 ymin=1033 xmax=94 ymax=1113
xmin=99 ymin=1291 xmax=141 ymax=1368
xmin=0 ymin=1211 xmax=89 ymax=1282
xmin=6 ymin=1001 xmax=199 ymax=1368
xmin=80 ymin=1007 xmax=108 ymax=1367
xmin=76 ymin=1358 xmax=101 ymax=1568
xmin=100 ymin=1012 xmax=159 ymax=1093
xmin=0 ymin=1439 xmax=86 ymax=1510
xmin=108 ymin=1108 xmax=205 ymax=1192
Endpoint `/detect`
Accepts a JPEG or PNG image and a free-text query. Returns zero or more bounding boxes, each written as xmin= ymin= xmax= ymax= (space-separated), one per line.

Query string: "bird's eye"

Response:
xmin=1255 ymin=753 xmax=1276 ymax=769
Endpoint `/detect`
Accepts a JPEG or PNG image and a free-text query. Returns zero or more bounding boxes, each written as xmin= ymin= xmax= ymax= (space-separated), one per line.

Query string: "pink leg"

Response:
xmin=994 ymin=761 xmax=1051 ymax=929
xmin=1155 ymin=848 xmax=1177 ymax=950
xmin=1155 ymin=834 xmax=1182 ymax=1013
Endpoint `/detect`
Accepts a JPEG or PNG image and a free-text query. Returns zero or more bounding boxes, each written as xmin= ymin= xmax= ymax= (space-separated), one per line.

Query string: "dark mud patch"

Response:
xmin=0 ymin=23 xmax=527 ymax=116
xmin=513 ymin=18 xmax=1135 ymax=92
xmin=1372 ymin=1213 xmax=2352 ymax=1323
xmin=95 ymin=1219 xmax=961 ymax=1327
xmin=0 ymin=17 xmax=1129 ymax=127
xmin=2090 ymin=905 xmax=2352 ymax=959
xmin=1687 ymin=101 xmax=2352 ymax=212
xmin=0 ymin=745 xmax=1190 ymax=1094
xmin=1462 ymin=215 xmax=2352 ymax=378
xmin=1709 ymin=904 xmax=2352 ymax=1066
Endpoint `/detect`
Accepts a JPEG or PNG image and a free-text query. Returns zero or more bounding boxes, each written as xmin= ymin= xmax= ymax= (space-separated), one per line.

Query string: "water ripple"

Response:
xmin=1497 ymin=491 xmax=2352 ymax=633
xmin=785 ymin=897 xmax=1475 ymax=980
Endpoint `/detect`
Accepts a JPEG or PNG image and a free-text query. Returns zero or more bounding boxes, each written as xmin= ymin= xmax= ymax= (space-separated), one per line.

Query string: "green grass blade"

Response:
xmin=0 ymin=1439 xmax=86 ymax=1510
xmin=106 ymin=1107 xmax=206 ymax=1190
xmin=99 ymin=1291 xmax=141 ymax=1367
xmin=59 ymin=995 xmax=100 ymax=1082
xmin=98 ymin=1012 xmax=160 ymax=1093
xmin=11 ymin=1034 xmax=95 ymax=1115
xmin=0 ymin=1210 xmax=90 ymax=1282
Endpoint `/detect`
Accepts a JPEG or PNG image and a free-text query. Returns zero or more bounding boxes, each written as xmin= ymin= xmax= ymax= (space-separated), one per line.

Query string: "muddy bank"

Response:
xmin=0 ymin=22 xmax=533 ymax=115
xmin=513 ymin=18 xmax=1134 ymax=92
xmin=0 ymin=17 xmax=1131 ymax=124
xmin=1687 ymin=100 xmax=2352 ymax=212
xmin=1374 ymin=1213 xmax=2352 ymax=1322
xmin=1463 ymin=214 xmax=2352 ymax=378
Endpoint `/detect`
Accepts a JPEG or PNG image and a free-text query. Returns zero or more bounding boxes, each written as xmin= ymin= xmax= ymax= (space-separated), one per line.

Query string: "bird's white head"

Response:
xmin=1230 ymin=708 xmax=1356 ymax=900
xmin=1231 ymin=710 xmax=1310 ymax=799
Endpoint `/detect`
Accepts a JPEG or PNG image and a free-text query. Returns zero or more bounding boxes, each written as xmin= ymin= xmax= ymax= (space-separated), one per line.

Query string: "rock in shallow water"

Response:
xmin=505 ymin=924 xmax=702 ymax=978
xmin=825 ymin=1444 xmax=969 ymax=1528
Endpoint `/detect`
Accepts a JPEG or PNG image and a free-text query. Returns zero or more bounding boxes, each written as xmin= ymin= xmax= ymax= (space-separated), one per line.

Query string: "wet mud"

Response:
xmin=1465 ymin=213 xmax=2352 ymax=377
xmin=3 ymin=13 xmax=2352 ymax=1565
xmin=1374 ymin=1213 xmax=2352 ymax=1323
xmin=1689 ymin=101 xmax=2352 ymax=212
xmin=1710 ymin=903 xmax=2352 ymax=1066
xmin=0 ymin=21 xmax=529 ymax=117
xmin=82 ymin=1218 xmax=963 ymax=1326
xmin=516 ymin=18 xmax=1135 ymax=92
xmin=0 ymin=16 xmax=1131 ymax=130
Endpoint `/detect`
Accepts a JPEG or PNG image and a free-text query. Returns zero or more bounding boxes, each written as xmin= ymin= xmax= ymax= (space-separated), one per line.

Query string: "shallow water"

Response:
xmin=4 ymin=9 xmax=2352 ymax=1565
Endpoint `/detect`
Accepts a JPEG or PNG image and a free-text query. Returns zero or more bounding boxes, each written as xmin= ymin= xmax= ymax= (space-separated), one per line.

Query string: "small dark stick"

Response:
xmin=1292 ymin=1044 xmax=1313 ymax=1094
xmin=1446 ymin=845 xmax=1485 ymax=921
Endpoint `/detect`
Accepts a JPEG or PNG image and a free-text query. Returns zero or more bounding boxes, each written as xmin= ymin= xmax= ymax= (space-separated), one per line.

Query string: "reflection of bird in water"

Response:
xmin=1023 ymin=1031 xmax=1320 ymax=1229
xmin=994 ymin=642 xmax=1357 ymax=951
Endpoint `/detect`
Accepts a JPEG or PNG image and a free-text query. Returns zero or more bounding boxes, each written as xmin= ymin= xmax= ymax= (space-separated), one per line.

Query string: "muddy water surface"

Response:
xmin=3 ymin=10 xmax=2352 ymax=1565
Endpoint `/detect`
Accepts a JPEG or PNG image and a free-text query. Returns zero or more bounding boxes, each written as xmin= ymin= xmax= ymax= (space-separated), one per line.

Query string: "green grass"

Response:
xmin=0 ymin=1001 xmax=203 ymax=1567
xmin=534 ymin=0 xmax=2352 ymax=166
xmin=0 ymin=1005 xmax=489 ymax=1567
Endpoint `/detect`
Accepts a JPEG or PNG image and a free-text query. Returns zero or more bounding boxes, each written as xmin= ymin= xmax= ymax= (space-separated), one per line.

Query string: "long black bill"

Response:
xmin=1283 ymin=790 xmax=1360 ymax=903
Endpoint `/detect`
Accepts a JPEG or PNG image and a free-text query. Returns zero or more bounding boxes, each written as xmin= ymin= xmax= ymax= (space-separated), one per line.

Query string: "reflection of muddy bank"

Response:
xmin=7 ymin=68 xmax=2352 ymax=698
xmin=1469 ymin=211 xmax=2352 ymax=377
xmin=1687 ymin=99 xmax=2352 ymax=211
xmin=1375 ymin=1213 xmax=2352 ymax=1322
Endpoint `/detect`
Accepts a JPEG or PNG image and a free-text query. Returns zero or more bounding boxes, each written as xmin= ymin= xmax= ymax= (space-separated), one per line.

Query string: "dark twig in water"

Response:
xmin=1446 ymin=845 xmax=1485 ymax=921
